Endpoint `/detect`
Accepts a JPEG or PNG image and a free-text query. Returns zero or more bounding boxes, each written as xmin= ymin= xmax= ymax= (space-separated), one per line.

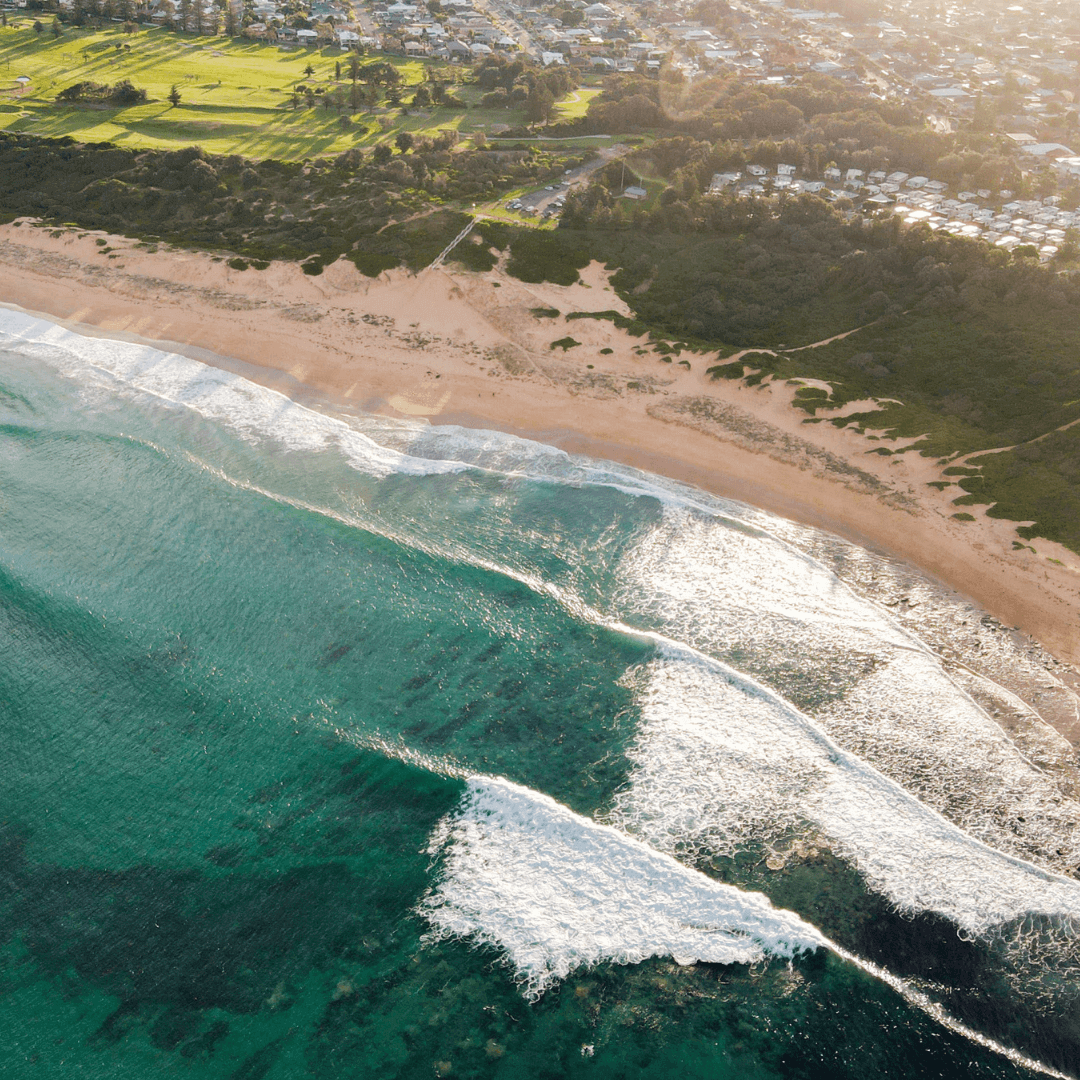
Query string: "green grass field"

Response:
xmin=0 ymin=23 xmax=570 ymax=158
xmin=553 ymin=86 xmax=599 ymax=120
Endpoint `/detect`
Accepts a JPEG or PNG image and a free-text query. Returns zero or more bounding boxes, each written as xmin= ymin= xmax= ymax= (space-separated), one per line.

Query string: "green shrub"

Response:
xmin=350 ymin=250 xmax=400 ymax=276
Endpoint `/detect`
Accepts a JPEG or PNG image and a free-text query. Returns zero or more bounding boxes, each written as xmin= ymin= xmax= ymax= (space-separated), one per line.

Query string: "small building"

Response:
xmin=623 ymin=185 xmax=648 ymax=200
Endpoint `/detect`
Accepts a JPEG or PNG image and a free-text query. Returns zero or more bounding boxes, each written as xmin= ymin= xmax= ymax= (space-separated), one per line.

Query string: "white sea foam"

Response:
xmin=421 ymin=775 xmax=826 ymax=999
xmin=0 ymin=309 xmax=464 ymax=479
xmin=609 ymin=648 xmax=1080 ymax=937
xmin=423 ymin=774 xmax=1073 ymax=1078
xmin=10 ymin=308 xmax=1080 ymax=940
xmin=616 ymin=506 xmax=1080 ymax=878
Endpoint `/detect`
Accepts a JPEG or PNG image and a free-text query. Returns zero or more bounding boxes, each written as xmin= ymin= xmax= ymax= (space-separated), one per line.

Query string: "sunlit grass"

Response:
xmin=554 ymin=86 xmax=599 ymax=120
xmin=0 ymin=23 xmax=503 ymax=158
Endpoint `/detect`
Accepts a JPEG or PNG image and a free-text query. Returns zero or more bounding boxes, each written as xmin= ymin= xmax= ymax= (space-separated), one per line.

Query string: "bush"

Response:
xmin=350 ymin=250 xmax=400 ymax=276
xmin=57 ymin=80 xmax=147 ymax=106
xmin=505 ymin=229 xmax=591 ymax=285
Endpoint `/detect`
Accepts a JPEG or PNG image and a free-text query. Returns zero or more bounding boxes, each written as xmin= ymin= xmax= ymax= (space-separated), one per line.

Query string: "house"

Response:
xmin=1021 ymin=142 xmax=1075 ymax=158
xmin=623 ymin=185 xmax=648 ymax=200
xmin=823 ymin=166 xmax=842 ymax=181
xmin=777 ymin=163 xmax=796 ymax=176
xmin=709 ymin=172 xmax=740 ymax=191
xmin=747 ymin=164 xmax=768 ymax=177
xmin=905 ymin=175 xmax=929 ymax=188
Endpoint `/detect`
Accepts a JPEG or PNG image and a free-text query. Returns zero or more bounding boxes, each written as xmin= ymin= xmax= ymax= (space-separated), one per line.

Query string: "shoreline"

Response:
xmin=0 ymin=220 xmax=1077 ymax=682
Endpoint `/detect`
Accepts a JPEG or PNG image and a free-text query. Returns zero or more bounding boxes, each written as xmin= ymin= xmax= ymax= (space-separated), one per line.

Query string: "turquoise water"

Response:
xmin=2 ymin=311 xmax=1080 ymax=1078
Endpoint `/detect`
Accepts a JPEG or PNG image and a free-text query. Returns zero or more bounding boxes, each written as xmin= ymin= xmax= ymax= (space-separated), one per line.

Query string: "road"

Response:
xmin=499 ymin=143 xmax=628 ymax=221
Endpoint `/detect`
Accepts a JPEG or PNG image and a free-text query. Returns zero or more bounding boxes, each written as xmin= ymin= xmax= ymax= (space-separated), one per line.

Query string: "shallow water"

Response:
xmin=1 ymin=310 xmax=1079 ymax=1078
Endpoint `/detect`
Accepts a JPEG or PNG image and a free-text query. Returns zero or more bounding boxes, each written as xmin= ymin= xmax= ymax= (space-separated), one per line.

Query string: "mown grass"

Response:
xmin=0 ymin=24 xmax=535 ymax=158
xmin=553 ymin=87 xmax=600 ymax=121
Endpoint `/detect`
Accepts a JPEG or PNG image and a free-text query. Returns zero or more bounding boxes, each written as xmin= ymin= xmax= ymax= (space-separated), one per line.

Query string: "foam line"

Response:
xmin=423 ymin=776 xmax=1074 ymax=1080
xmin=617 ymin=506 xmax=1080 ymax=879
xmin=12 ymin=309 xmax=1080 ymax=935
xmin=0 ymin=310 xmax=464 ymax=479
xmin=421 ymin=775 xmax=827 ymax=1000
xmin=184 ymin=448 xmax=1080 ymax=936
xmin=611 ymin=648 xmax=1080 ymax=935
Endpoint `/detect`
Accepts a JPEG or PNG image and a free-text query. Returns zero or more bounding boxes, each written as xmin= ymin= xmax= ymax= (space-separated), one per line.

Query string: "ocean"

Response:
xmin=1 ymin=307 xmax=1079 ymax=1079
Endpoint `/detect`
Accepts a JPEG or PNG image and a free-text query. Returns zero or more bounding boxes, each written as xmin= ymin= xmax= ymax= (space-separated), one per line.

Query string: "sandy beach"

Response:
xmin=1 ymin=218 xmax=1077 ymax=684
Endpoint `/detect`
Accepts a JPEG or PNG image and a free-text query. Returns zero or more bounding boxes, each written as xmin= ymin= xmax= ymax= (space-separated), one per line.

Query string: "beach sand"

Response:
xmin=1 ymin=219 xmax=1077 ymax=691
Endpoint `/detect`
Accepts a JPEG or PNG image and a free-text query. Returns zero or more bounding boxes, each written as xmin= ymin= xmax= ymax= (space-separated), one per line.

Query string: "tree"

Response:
xmin=304 ymin=62 xmax=315 ymax=78
xmin=33 ymin=19 xmax=43 ymax=32
xmin=360 ymin=61 xmax=400 ymax=88
xmin=373 ymin=142 xmax=393 ymax=164
xmin=51 ymin=15 xmax=61 ymax=35
xmin=412 ymin=84 xmax=430 ymax=107
xmin=335 ymin=61 xmax=341 ymax=80
xmin=394 ymin=131 xmax=414 ymax=153
xmin=525 ymin=81 xmax=554 ymax=124
xmin=168 ymin=84 xmax=181 ymax=106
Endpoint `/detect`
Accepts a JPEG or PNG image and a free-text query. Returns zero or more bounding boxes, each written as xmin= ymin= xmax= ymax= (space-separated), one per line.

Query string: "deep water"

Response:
xmin=2 ymin=310 xmax=1080 ymax=1079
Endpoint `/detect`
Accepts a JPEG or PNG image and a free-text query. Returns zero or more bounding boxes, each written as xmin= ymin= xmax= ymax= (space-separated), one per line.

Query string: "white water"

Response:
xmin=610 ymin=648 xmax=1080 ymax=935
xmin=421 ymin=775 xmax=827 ymax=1000
xmin=617 ymin=506 xmax=1080 ymax=879
xmin=0 ymin=309 xmax=466 ymax=479
xmin=423 ymin=774 xmax=1074 ymax=1078
xmin=10 ymin=306 xmax=1080 ymax=954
